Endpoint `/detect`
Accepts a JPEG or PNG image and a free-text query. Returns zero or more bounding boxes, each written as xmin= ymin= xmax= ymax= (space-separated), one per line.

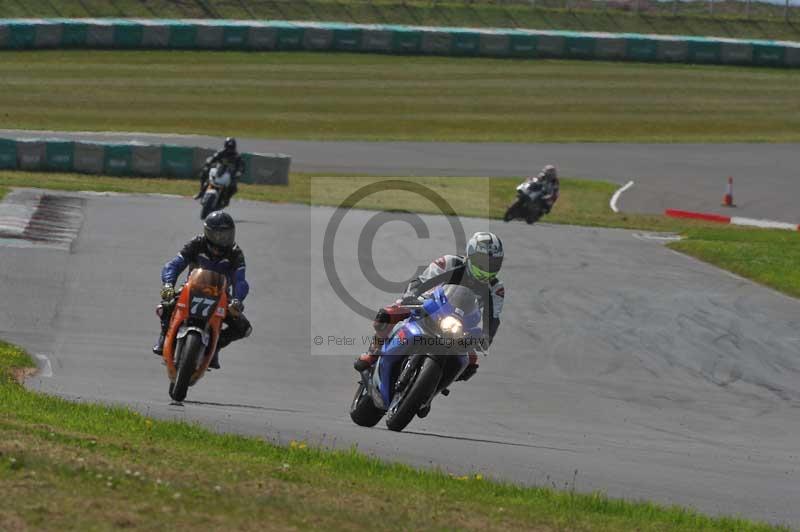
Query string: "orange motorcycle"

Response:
xmin=161 ymin=268 xmax=229 ymax=402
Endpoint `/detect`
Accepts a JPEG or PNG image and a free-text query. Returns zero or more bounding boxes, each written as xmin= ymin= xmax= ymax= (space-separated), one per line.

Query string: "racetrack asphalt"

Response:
xmin=2 ymin=129 xmax=799 ymax=223
xmin=2 ymin=192 xmax=800 ymax=526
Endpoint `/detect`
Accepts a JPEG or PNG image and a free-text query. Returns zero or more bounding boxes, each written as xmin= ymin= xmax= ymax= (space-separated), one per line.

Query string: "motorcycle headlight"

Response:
xmin=440 ymin=316 xmax=463 ymax=335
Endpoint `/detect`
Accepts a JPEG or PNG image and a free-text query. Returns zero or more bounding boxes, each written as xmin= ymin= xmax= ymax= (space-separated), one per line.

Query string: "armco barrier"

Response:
xmin=0 ymin=19 xmax=800 ymax=67
xmin=0 ymin=137 xmax=290 ymax=185
xmin=0 ymin=18 xmax=798 ymax=68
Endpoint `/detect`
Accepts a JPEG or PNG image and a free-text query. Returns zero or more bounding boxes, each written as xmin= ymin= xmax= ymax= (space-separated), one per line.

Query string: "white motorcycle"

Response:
xmin=199 ymin=163 xmax=232 ymax=220
xmin=503 ymin=177 xmax=548 ymax=225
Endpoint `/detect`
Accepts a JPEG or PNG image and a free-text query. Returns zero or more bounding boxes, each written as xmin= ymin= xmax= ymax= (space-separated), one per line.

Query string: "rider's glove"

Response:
xmin=228 ymin=298 xmax=244 ymax=316
xmin=160 ymin=283 xmax=175 ymax=302
xmin=456 ymin=363 xmax=478 ymax=382
xmin=476 ymin=334 xmax=491 ymax=352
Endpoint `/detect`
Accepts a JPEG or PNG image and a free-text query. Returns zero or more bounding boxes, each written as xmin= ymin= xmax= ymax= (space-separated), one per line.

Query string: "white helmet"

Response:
xmin=465 ymin=232 xmax=504 ymax=283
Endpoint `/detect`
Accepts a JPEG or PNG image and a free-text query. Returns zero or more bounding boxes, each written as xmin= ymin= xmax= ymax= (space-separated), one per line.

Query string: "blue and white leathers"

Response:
xmin=371 ymin=285 xmax=483 ymax=410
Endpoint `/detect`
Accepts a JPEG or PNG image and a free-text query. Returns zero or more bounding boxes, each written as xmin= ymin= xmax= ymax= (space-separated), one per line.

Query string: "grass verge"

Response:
xmin=0 ymin=341 xmax=784 ymax=530
xmin=2 ymin=0 xmax=800 ymax=41
xmin=3 ymin=170 xmax=798 ymax=300
xmin=1 ymin=51 xmax=799 ymax=142
xmin=668 ymin=227 xmax=800 ymax=298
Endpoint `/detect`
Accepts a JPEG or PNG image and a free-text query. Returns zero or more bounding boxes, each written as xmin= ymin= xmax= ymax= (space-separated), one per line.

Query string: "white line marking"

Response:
xmin=34 ymin=354 xmax=53 ymax=378
xmin=610 ymin=180 xmax=634 ymax=213
xmin=632 ymin=232 xmax=683 ymax=242
xmin=730 ymin=217 xmax=799 ymax=231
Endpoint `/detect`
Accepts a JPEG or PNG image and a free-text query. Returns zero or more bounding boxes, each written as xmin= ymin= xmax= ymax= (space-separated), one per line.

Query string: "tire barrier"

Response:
xmin=0 ymin=18 xmax=798 ymax=68
xmin=0 ymin=137 xmax=291 ymax=185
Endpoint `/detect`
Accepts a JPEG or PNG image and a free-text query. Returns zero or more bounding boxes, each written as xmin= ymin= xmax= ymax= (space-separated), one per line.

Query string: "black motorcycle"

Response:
xmin=504 ymin=178 xmax=548 ymax=225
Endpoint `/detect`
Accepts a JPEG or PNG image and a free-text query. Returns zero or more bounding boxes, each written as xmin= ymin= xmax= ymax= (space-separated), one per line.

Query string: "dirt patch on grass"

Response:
xmin=11 ymin=367 xmax=37 ymax=385
xmin=0 ymin=511 xmax=27 ymax=532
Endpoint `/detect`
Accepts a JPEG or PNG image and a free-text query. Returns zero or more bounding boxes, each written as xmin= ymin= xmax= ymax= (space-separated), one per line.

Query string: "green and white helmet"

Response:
xmin=465 ymin=232 xmax=504 ymax=283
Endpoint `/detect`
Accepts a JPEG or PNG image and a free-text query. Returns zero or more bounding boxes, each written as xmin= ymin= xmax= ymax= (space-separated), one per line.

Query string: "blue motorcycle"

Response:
xmin=350 ymin=284 xmax=485 ymax=432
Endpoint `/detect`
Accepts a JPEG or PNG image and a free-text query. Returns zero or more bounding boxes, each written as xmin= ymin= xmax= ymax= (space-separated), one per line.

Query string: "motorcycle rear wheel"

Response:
xmin=170 ymin=331 xmax=202 ymax=402
xmin=349 ymin=380 xmax=384 ymax=427
xmin=385 ymin=357 xmax=441 ymax=432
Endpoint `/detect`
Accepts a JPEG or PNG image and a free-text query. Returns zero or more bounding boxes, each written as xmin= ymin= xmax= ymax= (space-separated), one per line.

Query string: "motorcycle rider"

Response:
xmin=152 ymin=211 xmax=252 ymax=369
xmin=526 ymin=164 xmax=561 ymax=214
xmin=524 ymin=164 xmax=560 ymax=213
xmin=194 ymin=137 xmax=245 ymax=208
xmin=354 ymin=232 xmax=504 ymax=384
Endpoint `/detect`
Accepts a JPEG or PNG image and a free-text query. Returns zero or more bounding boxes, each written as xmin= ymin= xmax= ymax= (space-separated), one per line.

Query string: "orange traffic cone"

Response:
xmin=721 ymin=176 xmax=736 ymax=207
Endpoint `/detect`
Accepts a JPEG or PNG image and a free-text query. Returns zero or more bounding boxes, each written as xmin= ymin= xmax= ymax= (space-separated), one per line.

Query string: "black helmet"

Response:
xmin=224 ymin=137 xmax=237 ymax=152
xmin=203 ymin=211 xmax=235 ymax=256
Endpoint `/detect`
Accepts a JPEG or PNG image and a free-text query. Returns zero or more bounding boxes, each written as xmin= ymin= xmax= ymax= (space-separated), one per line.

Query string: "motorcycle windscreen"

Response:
xmin=426 ymin=284 xmax=482 ymax=330
xmin=186 ymin=269 xmax=227 ymax=319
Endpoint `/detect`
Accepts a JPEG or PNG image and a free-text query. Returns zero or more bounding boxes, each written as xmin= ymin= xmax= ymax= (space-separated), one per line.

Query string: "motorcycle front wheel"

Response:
xmin=170 ymin=331 xmax=202 ymax=402
xmin=200 ymin=192 xmax=218 ymax=220
xmin=385 ymin=357 xmax=441 ymax=432
xmin=349 ymin=380 xmax=384 ymax=427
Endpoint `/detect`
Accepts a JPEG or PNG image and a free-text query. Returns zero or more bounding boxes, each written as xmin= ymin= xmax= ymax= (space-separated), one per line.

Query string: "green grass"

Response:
xmin=668 ymin=227 xmax=800 ymax=298
xmin=2 ymin=51 xmax=799 ymax=143
xmin=1 ymin=0 xmax=800 ymax=41
xmin=0 ymin=341 xmax=784 ymax=530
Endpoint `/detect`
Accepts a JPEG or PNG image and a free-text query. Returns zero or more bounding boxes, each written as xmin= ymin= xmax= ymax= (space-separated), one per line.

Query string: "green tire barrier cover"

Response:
xmin=104 ymin=144 xmax=133 ymax=176
xmin=45 ymin=140 xmax=75 ymax=172
xmin=566 ymin=35 xmax=596 ymax=59
xmin=61 ymin=21 xmax=87 ymax=47
xmin=1 ymin=137 xmax=290 ymax=185
xmin=333 ymin=27 xmax=362 ymax=52
xmin=0 ymin=18 xmax=798 ymax=68
xmin=161 ymin=145 xmax=195 ymax=179
xmin=392 ymin=28 xmax=422 ymax=53
xmin=509 ymin=33 xmax=538 ymax=57
xmin=8 ymin=22 xmax=36 ymax=49
xmin=0 ymin=139 xmax=16 ymax=169
xmin=114 ymin=22 xmax=144 ymax=49
xmin=688 ymin=39 xmax=722 ymax=64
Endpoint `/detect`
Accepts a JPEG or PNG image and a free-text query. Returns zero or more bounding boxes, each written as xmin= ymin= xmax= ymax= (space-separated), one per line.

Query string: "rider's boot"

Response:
xmin=193 ymin=181 xmax=206 ymax=200
xmin=354 ymin=339 xmax=381 ymax=372
xmin=152 ymin=331 xmax=166 ymax=356
xmin=153 ymin=302 xmax=173 ymax=356
xmin=209 ymin=347 xmax=221 ymax=369
xmin=417 ymin=404 xmax=431 ymax=418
